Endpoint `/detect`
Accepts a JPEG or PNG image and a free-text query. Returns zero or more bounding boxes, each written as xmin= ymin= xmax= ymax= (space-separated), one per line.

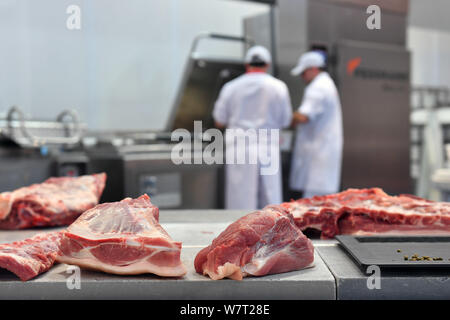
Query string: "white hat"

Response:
xmin=245 ymin=45 xmax=272 ymax=65
xmin=291 ymin=51 xmax=325 ymax=76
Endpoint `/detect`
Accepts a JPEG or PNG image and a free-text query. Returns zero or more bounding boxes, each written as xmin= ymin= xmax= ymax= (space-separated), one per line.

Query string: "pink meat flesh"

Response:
xmin=0 ymin=173 xmax=106 ymax=229
xmin=194 ymin=205 xmax=314 ymax=280
xmin=57 ymin=194 xmax=186 ymax=277
xmin=0 ymin=232 xmax=63 ymax=281
xmin=281 ymin=188 xmax=450 ymax=239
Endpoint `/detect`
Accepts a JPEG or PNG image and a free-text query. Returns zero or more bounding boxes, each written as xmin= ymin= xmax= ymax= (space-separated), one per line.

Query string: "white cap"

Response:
xmin=291 ymin=51 xmax=325 ymax=76
xmin=245 ymin=45 xmax=272 ymax=65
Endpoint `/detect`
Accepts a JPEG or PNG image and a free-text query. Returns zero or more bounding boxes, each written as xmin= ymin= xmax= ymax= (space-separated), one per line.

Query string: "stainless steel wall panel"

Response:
xmin=308 ymin=0 xmax=407 ymax=48
xmin=320 ymin=0 xmax=409 ymax=14
xmin=336 ymin=40 xmax=411 ymax=194
xmin=274 ymin=0 xmax=309 ymax=108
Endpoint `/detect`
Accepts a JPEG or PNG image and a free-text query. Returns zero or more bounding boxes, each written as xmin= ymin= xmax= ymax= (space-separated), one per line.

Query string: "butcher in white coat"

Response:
xmin=213 ymin=46 xmax=292 ymax=210
xmin=289 ymin=51 xmax=343 ymax=199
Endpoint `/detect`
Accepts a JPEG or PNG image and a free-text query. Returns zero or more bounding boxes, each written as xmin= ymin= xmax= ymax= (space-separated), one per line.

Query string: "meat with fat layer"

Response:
xmin=282 ymin=188 xmax=450 ymax=239
xmin=194 ymin=205 xmax=314 ymax=280
xmin=0 ymin=231 xmax=63 ymax=281
xmin=0 ymin=173 xmax=107 ymax=229
xmin=57 ymin=194 xmax=187 ymax=277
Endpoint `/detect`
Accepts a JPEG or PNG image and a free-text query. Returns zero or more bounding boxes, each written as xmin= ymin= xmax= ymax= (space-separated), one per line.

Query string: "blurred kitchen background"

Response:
xmin=1 ymin=0 xmax=450 ymax=208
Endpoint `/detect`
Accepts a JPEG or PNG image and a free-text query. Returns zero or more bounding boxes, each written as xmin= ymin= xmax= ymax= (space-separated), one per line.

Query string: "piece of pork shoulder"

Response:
xmin=0 ymin=173 xmax=107 ymax=229
xmin=57 ymin=194 xmax=186 ymax=277
xmin=0 ymin=231 xmax=63 ymax=281
xmin=194 ymin=205 xmax=314 ymax=280
xmin=282 ymin=188 xmax=450 ymax=239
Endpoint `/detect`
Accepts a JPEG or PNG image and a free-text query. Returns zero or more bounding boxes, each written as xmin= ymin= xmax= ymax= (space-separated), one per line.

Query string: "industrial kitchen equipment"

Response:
xmin=0 ymin=106 xmax=88 ymax=191
xmin=411 ymin=86 xmax=450 ymax=200
xmin=166 ymin=33 xmax=252 ymax=132
xmin=85 ymin=132 xmax=223 ymax=209
xmin=85 ymin=33 xmax=254 ymax=209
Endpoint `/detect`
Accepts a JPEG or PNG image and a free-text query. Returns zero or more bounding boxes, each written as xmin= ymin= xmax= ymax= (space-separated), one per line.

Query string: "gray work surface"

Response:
xmin=0 ymin=209 xmax=335 ymax=300
xmin=1 ymin=209 xmax=449 ymax=300
xmin=316 ymin=245 xmax=450 ymax=300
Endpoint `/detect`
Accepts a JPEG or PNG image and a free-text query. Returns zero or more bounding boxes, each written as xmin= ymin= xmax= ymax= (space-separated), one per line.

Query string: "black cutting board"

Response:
xmin=336 ymin=235 xmax=450 ymax=269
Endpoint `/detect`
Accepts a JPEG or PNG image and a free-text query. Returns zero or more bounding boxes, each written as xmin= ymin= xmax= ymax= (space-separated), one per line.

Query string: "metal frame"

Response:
xmin=165 ymin=33 xmax=254 ymax=132
xmin=0 ymin=106 xmax=84 ymax=147
xmin=410 ymin=86 xmax=450 ymax=181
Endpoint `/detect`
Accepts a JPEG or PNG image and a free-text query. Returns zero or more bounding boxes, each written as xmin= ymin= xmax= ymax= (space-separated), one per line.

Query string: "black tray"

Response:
xmin=336 ymin=235 xmax=450 ymax=269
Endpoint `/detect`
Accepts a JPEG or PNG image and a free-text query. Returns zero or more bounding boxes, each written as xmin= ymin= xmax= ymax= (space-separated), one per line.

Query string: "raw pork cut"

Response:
xmin=282 ymin=188 xmax=450 ymax=239
xmin=0 ymin=173 xmax=106 ymax=229
xmin=0 ymin=231 xmax=63 ymax=281
xmin=57 ymin=194 xmax=186 ymax=277
xmin=194 ymin=205 xmax=314 ymax=280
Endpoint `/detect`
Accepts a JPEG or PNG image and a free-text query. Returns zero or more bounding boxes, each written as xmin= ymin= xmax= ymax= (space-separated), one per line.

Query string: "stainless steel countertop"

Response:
xmin=317 ymin=245 xmax=450 ymax=300
xmin=0 ymin=209 xmax=336 ymax=300
xmin=1 ymin=209 xmax=449 ymax=300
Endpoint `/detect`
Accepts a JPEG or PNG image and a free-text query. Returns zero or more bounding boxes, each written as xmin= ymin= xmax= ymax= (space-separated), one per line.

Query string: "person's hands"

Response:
xmin=214 ymin=121 xmax=226 ymax=130
xmin=291 ymin=112 xmax=309 ymax=128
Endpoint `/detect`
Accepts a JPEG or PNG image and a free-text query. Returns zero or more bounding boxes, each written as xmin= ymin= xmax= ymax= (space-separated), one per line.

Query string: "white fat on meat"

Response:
xmin=57 ymin=194 xmax=186 ymax=277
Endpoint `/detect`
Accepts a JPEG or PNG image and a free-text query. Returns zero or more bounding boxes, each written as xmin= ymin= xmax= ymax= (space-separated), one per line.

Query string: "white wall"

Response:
xmin=0 ymin=0 xmax=268 ymax=131
xmin=407 ymin=0 xmax=450 ymax=88
xmin=407 ymin=26 xmax=450 ymax=87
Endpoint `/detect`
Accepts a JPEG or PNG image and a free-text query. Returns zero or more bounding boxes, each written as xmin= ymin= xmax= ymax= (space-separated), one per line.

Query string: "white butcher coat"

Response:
xmin=290 ymin=72 xmax=343 ymax=198
xmin=213 ymin=72 xmax=292 ymax=210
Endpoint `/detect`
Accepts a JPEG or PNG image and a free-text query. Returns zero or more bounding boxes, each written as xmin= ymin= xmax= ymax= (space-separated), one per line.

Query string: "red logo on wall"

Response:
xmin=347 ymin=57 xmax=362 ymax=75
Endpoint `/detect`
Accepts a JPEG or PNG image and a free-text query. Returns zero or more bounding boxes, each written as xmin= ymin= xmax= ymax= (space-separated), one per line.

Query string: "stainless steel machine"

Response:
xmin=85 ymin=132 xmax=222 ymax=209
xmin=0 ymin=34 xmax=252 ymax=209
xmin=0 ymin=106 xmax=88 ymax=191
xmin=85 ymin=34 xmax=254 ymax=209
xmin=166 ymin=33 xmax=251 ymax=132
xmin=244 ymin=0 xmax=412 ymax=195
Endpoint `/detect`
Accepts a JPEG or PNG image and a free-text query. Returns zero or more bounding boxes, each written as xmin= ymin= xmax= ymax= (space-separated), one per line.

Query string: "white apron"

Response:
xmin=224 ymin=131 xmax=282 ymax=210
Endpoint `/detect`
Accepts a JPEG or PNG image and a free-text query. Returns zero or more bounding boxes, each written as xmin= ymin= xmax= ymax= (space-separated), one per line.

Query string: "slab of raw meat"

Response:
xmin=194 ymin=205 xmax=314 ymax=280
xmin=57 ymin=194 xmax=186 ymax=277
xmin=282 ymin=188 xmax=450 ymax=239
xmin=0 ymin=173 xmax=106 ymax=229
xmin=0 ymin=231 xmax=63 ymax=281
